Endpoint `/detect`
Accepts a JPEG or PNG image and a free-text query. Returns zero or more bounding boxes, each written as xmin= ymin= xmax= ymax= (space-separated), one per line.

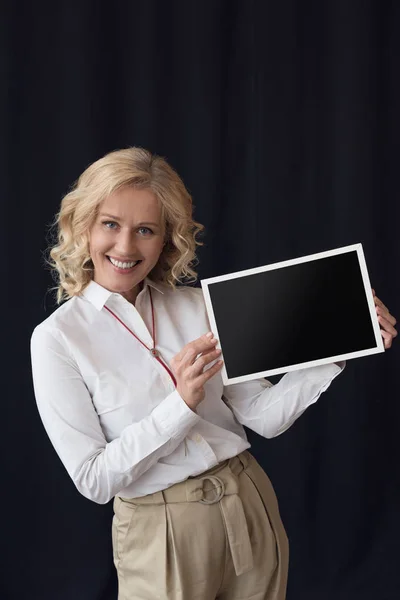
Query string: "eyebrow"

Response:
xmin=99 ymin=213 xmax=160 ymax=227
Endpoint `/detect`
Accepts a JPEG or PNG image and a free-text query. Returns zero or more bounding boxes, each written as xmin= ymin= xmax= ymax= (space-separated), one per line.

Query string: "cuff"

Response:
xmin=303 ymin=360 xmax=346 ymax=396
xmin=334 ymin=360 xmax=346 ymax=370
xmin=301 ymin=360 xmax=345 ymax=379
xmin=151 ymin=390 xmax=201 ymax=440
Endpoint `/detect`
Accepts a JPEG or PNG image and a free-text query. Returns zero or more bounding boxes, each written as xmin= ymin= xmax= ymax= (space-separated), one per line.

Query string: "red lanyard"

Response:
xmin=104 ymin=287 xmax=177 ymax=387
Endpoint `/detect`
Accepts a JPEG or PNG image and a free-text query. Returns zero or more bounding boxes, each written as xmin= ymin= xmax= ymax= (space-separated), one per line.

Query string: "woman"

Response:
xmin=30 ymin=147 xmax=397 ymax=600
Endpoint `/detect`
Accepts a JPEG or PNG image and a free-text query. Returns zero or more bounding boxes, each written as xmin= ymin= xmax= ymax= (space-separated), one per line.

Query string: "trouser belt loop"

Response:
xmin=237 ymin=450 xmax=249 ymax=470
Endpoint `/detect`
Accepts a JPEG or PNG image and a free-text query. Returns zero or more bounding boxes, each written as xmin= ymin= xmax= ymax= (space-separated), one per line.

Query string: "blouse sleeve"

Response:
xmin=30 ymin=326 xmax=200 ymax=504
xmin=222 ymin=362 xmax=345 ymax=438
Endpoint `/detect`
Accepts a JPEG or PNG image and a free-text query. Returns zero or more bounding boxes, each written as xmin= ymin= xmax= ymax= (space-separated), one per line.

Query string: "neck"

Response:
xmin=121 ymin=281 xmax=144 ymax=305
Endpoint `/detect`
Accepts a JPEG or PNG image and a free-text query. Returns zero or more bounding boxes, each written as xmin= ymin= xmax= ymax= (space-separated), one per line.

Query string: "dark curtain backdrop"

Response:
xmin=2 ymin=1 xmax=399 ymax=599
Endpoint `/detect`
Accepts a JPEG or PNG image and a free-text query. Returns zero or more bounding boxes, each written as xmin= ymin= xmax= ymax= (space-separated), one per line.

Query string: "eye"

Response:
xmin=138 ymin=227 xmax=153 ymax=235
xmin=102 ymin=221 xmax=118 ymax=229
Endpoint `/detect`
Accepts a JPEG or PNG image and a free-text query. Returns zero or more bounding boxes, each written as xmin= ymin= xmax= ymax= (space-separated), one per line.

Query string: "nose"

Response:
xmin=114 ymin=229 xmax=138 ymax=257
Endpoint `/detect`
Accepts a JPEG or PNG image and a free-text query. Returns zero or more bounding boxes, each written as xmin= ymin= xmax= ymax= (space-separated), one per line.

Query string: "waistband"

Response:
xmin=117 ymin=450 xmax=254 ymax=576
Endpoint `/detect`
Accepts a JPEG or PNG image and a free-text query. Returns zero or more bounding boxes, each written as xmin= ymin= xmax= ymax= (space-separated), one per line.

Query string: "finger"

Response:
xmin=380 ymin=329 xmax=393 ymax=349
xmin=376 ymin=305 xmax=397 ymax=327
xmin=377 ymin=314 xmax=398 ymax=337
xmin=175 ymin=334 xmax=217 ymax=363
xmin=193 ymin=346 xmax=220 ymax=361
xmin=190 ymin=348 xmax=222 ymax=376
xmin=374 ymin=295 xmax=389 ymax=312
xmin=182 ymin=339 xmax=219 ymax=367
xmin=195 ymin=359 xmax=224 ymax=386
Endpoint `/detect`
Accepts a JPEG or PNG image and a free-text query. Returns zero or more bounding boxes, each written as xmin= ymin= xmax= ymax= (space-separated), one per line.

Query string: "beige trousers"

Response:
xmin=112 ymin=451 xmax=289 ymax=599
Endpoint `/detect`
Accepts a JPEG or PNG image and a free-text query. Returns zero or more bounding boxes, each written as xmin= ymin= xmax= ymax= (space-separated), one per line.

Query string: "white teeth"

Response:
xmin=109 ymin=257 xmax=139 ymax=269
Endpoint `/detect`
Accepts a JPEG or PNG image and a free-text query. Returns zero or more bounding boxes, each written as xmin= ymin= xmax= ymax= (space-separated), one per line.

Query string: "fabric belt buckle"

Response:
xmin=198 ymin=475 xmax=225 ymax=505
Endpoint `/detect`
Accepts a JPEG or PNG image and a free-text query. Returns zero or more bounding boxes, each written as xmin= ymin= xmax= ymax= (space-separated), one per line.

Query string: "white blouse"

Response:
xmin=30 ymin=277 xmax=344 ymax=504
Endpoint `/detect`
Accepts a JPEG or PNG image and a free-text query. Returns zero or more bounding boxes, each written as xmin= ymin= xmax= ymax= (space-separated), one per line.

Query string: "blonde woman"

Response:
xmin=30 ymin=147 xmax=397 ymax=600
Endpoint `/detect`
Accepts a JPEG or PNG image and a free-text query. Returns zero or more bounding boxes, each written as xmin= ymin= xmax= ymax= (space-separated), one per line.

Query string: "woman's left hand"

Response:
xmin=372 ymin=289 xmax=398 ymax=349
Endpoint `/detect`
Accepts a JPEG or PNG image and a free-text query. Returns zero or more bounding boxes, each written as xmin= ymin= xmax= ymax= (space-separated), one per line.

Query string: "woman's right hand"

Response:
xmin=170 ymin=333 xmax=224 ymax=411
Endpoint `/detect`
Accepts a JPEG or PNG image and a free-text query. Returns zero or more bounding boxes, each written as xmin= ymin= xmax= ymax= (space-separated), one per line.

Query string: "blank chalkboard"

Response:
xmin=201 ymin=244 xmax=384 ymax=384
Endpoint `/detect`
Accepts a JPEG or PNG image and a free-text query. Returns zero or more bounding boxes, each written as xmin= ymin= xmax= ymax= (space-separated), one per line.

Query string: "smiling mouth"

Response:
xmin=106 ymin=256 xmax=142 ymax=270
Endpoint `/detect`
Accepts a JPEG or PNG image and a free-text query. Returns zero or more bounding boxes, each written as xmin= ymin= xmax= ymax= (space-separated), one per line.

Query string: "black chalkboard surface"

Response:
xmin=200 ymin=244 xmax=384 ymax=384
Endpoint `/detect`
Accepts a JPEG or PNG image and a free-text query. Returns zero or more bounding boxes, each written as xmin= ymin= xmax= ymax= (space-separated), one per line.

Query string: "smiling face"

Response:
xmin=88 ymin=186 xmax=165 ymax=304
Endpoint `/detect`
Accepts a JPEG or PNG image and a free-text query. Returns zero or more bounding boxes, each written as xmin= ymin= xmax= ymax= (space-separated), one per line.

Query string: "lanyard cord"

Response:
xmin=104 ymin=287 xmax=177 ymax=387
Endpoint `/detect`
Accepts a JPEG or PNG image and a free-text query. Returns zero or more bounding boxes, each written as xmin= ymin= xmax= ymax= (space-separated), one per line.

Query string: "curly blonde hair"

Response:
xmin=48 ymin=147 xmax=204 ymax=303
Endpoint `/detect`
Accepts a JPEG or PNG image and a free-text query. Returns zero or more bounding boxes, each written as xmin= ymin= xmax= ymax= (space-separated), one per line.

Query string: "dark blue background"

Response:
xmin=3 ymin=1 xmax=399 ymax=599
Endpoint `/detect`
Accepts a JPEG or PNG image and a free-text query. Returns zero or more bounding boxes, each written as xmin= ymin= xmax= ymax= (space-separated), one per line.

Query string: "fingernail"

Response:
xmin=206 ymin=332 xmax=213 ymax=338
